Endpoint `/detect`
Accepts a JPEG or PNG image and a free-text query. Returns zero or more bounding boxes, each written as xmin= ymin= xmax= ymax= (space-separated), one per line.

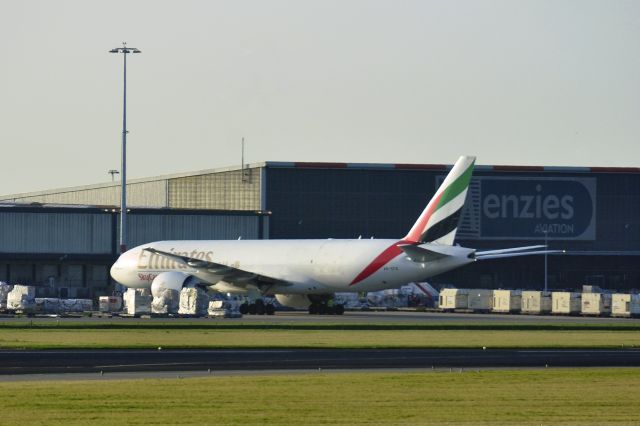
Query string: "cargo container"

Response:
xmin=581 ymin=293 xmax=612 ymax=316
xmin=99 ymin=296 xmax=123 ymax=313
xmin=178 ymin=287 xmax=209 ymax=316
xmin=208 ymin=300 xmax=243 ymax=318
xmin=492 ymin=290 xmax=521 ymax=313
xmin=151 ymin=289 xmax=179 ymax=314
xmin=124 ymin=288 xmax=152 ymax=315
xmin=611 ymin=293 xmax=640 ymax=318
xmin=551 ymin=292 xmax=581 ymax=315
xmin=438 ymin=288 xmax=468 ymax=311
xmin=521 ymin=291 xmax=552 ymax=314
xmin=35 ymin=298 xmax=61 ymax=314
xmin=59 ymin=299 xmax=93 ymax=313
xmin=0 ymin=282 xmax=11 ymax=310
xmin=467 ymin=289 xmax=493 ymax=312
xmin=6 ymin=285 xmax=36 ymax=312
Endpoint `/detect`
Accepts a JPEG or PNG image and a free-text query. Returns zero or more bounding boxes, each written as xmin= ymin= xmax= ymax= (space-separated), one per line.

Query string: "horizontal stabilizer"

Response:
xmin=476 ymin=248 xmax=565 ymax=260
xmin=399 ymin=244 xmax=449 ymax=263
xmin=399 ymin=243 xmax=475 ymax=263
xmin=475 ymin=245 xmax=546 ymax=256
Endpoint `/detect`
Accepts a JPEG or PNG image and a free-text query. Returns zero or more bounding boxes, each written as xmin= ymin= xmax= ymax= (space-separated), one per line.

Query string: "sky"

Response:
xmin=0 ymin=0 xmax=638 ymax=195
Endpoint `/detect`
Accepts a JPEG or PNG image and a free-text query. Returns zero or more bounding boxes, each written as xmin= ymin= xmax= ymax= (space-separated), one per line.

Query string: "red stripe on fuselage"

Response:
xmin=350 ymin=240 xmax=409 ymax=286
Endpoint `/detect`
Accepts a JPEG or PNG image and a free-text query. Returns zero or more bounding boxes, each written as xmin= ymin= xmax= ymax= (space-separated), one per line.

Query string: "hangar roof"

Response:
xmin=1 ymin=160 xmax=638 ymax=201
xmin=0 ymin=202 xmax=270 ymax=216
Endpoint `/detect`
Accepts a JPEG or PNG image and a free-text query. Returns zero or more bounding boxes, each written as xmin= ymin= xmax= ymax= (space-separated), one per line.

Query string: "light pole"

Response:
xmin=544 ymin=230 xmax=548 ymax=293
xmin=108 ymin=169 xmax=120 ymax=182
xmin=110 ymin=43 xmax=141 ymax=254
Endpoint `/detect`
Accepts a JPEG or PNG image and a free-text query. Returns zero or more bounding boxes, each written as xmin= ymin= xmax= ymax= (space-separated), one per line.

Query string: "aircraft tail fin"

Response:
xmin=403 ymin=155 xmax=475 ymax=245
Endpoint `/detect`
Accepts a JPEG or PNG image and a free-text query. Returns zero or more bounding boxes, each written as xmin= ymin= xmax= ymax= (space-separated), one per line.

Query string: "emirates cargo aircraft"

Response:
xmin=110 ymin=156 xmax=554 ymax=314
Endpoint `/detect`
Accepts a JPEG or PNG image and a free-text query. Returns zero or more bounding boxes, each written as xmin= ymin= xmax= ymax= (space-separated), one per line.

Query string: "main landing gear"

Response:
xmin=239 ymin=299 xmax=276 ymax=315
xmin=308 ymin=302 xmax=345 ymax=315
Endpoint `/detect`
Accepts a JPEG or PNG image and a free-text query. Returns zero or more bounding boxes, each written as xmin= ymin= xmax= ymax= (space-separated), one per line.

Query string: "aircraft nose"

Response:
xmin=110 ymin=257 xmax=126 ymax=284
xmin=111 ymin=251 xmax=137 ymax=285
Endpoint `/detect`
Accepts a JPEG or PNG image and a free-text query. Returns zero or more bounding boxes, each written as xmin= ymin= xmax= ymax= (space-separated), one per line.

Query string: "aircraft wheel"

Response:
xmin=239 ymin=303 xmax=249 ymax=315
xmin=334 ymin=304 xmax=345 ymax=315
xmin=317 ymin=303 xmax=327 ymax=315
xmin=308 ymin=303 xmax=319 ymax=315
xmin=255 ymin=302 xmax=266 ymax=315
xmin=248 ymin=303 xmax=257 ymax=315
xmin=265 ymin=303 xmax=275 ymax=315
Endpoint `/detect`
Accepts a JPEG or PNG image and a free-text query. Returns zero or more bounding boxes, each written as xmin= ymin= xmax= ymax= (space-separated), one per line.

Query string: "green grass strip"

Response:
xmin=1 ymin=369 xmax=640 ymax=425
xmin=1 ymin=328 xmax=640 ymax=350
xmin=2 ymin=320 xmax=640 ymax=331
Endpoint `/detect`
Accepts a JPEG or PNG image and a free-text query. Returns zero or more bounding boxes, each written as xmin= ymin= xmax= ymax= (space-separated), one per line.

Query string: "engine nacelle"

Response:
xmin=275 ymin=294 xmax=312 ymax=309
xmin=151 ymin=271 xmax=199 ymax=298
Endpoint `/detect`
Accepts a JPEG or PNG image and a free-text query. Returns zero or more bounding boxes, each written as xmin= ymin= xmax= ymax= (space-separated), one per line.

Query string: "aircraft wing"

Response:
xmin=475 ymin=245 xmax=565 ymax=260
xmin=143 ymin=247 xmax=289 ymax=288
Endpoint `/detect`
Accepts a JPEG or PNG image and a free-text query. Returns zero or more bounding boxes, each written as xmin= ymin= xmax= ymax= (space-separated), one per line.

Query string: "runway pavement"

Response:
xmin=1 ymin=348 xmax=639 ymax=375
xmin=2 ymin=310 xmax=639 ymax=324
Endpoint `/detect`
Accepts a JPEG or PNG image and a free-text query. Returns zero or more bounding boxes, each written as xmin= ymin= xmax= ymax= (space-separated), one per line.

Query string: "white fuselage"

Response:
xmin=110 ymin=239 xmax=475 ymax=295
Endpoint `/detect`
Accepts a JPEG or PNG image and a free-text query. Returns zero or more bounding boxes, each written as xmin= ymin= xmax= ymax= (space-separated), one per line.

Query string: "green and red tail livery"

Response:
xmin=404 ymin=155 xmax=475 ymax=245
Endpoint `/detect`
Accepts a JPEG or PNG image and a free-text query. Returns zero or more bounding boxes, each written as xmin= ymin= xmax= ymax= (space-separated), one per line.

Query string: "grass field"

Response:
xmin=0 ymin=321 xmax=639 ymax=349
xmin=2 ymin=368 xmax=640 ymax=425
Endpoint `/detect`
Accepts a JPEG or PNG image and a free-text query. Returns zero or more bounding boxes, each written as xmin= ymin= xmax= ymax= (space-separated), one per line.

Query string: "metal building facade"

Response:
xmin=0 ymin=209 xmax=112 ymax=254
xmin=263 ymin=164 xmax=640 ymax=251
xmin=0 ymin=205 xmax=267 ymax=298
xmin=263 ymin=163 xmax=640 ymax=291
xmin=125 ymin=209 xmax=267 ymax=248
xmin=0 ymin=166 xmax=262 ymax=210
xmin=167 ymin=168 xmax=261 ymax=210
xmin=0 ymin=180 xmax=168 ymax=208
xmin=264 ymin=166 xmax=434 ymax=239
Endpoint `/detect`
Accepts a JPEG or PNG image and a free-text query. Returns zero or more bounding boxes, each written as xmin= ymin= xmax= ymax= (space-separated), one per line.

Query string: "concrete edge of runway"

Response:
xmin=3 ymin=310 xmax=640 ymax=325
xmin=1 ymin=365 xmax=633 ymax=382
xmin=1 ymin=348 xmax=639 ymax=378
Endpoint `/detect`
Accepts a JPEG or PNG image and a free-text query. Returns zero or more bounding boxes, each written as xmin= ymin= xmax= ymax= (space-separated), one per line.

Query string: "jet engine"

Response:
xmin=151 ymin=271 xmax=199 ymax=298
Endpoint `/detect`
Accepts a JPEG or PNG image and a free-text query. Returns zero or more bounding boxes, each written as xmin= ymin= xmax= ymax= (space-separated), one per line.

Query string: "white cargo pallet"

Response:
xmin=492 ymin=290 xmax=522 ymax=314
xmin=581 ymin=293 xmax=612 ymax=316
xmin=551 ymin=292 xmax=582 ymax=315
xmin=611 ymin=294 xmax=640 ymax=318
xmin=521 ymin=291 xmax=552 ymax=315
xmin=439 ymin=288 xmax=469 ymax=311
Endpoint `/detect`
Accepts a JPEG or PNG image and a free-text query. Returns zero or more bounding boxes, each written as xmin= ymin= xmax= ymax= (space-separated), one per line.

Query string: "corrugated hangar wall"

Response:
xmin=0 ymin=211 xmax=112 ymax=254
xmin=0 ymin=167 xmax=262 ymax=210
xmin=126 ymin=212 xmax=263 ymax=247
xmin=0 ymin=206 xmax=266 ymax=298
xmin=262 ymin=164 xmax=640 ymax=290
xmin=168 ymin=168 xmax=261 ymax=210
xmin=0 ymin=181 xmax=168 ymax=208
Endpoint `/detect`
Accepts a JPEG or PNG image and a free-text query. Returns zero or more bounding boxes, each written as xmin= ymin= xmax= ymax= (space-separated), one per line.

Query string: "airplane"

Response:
xmin=110 ymin=156 xmax=558 ymax=315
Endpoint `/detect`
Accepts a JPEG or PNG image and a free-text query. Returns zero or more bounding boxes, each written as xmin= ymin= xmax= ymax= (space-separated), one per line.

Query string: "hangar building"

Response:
xmin=2 ymin=161 xmax=639 ymax=293
xmin=0 ymin=204 xmax=267 ymax=298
